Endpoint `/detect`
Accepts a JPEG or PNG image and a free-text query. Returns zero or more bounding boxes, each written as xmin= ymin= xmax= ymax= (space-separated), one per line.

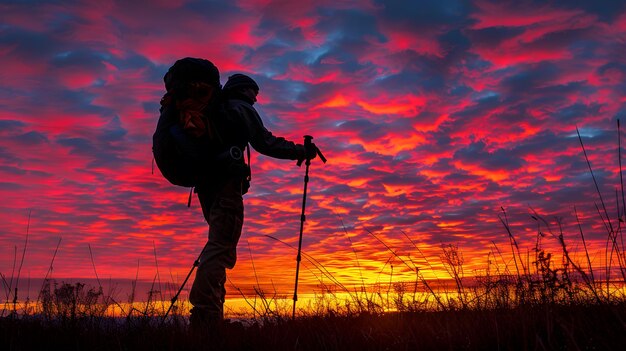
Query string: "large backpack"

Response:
xmin=152 ymin=58 xmax=251 ymax=192
xmin=152 ymin=57 xmax=223 ymax=188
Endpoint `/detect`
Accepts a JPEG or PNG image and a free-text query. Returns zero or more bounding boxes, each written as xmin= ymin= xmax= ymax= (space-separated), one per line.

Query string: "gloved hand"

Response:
xmin=296 ymin=143 xmax=318 ymax=164
xmin=306 ymin=142 xmax=318 ymax=160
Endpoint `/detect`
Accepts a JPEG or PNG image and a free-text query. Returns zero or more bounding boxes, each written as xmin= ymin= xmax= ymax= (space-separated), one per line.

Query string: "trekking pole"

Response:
xmin=161 ymin=241 xmax=210 ymax=324
xmin=292 ymin=135 xmax=326 ymax=319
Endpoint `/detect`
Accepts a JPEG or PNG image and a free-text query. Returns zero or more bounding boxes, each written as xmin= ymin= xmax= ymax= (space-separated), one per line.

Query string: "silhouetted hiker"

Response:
xmin=188 ymin=73 xmax=318 ymax=327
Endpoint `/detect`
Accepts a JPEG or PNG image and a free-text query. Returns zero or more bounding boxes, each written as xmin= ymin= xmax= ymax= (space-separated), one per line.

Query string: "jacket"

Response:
xmin=194 ymin=96 xmax=305 ymax=193
xmin=225 ymin=97 xmax=305 ymax=160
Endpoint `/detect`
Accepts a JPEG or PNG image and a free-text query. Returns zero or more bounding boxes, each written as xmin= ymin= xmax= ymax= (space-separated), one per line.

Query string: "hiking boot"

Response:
xmin=189 ymin=307 xmax=222 ymax=332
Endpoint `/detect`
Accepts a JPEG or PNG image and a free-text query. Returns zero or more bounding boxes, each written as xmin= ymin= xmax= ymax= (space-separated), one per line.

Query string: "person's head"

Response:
xmin=223 ymin=74 xmax=259 ymax=104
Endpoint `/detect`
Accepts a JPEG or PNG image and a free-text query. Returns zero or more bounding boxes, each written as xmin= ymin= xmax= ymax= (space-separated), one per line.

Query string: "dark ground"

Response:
xmin=2 ymin=303 xmax=625 ymax=350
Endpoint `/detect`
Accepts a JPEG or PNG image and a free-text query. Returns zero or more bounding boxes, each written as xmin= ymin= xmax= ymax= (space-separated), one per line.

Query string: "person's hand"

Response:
xmin=297 ymin=143 xmax=318 ymax=165
xmin=306 ymin=143 xmax=318 ymax=160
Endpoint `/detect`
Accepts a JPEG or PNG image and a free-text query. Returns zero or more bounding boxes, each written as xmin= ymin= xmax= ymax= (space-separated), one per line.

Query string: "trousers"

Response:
xmin=189 ymin=178 xmax=244 ymax=319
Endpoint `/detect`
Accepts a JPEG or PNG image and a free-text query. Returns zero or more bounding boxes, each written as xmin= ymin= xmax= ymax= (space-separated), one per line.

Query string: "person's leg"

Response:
xmin=189 ymin=180 xmax=243 ymax=322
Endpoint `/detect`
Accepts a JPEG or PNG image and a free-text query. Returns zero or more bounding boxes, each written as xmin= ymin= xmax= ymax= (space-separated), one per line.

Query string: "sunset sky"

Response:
xmin=1 ymin=0 xmax=626 ymax=298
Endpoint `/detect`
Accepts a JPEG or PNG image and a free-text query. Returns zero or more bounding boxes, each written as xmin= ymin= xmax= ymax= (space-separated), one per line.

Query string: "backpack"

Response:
xmin=152 ymin=57 xmax=222 ymax=188
xmin=152 ymin=58 xmax=251 ymax=192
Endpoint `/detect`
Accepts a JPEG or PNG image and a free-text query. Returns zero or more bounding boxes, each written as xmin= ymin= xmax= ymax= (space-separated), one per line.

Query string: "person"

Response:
xmin=188 ymin=73 xmax=317 ymax=326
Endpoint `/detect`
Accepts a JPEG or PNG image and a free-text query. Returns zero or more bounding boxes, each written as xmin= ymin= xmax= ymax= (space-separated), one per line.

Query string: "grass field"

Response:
xmin=2 ymin=302 xmax=625 ymax=350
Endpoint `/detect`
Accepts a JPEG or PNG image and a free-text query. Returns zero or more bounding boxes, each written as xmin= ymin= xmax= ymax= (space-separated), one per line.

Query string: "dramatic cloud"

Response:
xmin=1 ymin=0 xmax=625 ymax=301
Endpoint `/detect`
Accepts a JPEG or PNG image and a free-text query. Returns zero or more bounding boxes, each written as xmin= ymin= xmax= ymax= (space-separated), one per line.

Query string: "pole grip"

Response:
xmin=297 ymin=135 xmax=327 ymax=166
xmin=304 ymin=135 xmax=313 ymax=148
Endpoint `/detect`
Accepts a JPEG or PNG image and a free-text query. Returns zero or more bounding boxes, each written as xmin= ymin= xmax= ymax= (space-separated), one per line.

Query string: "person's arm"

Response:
xmin=237 ymin=103 xmax=305 ymax=160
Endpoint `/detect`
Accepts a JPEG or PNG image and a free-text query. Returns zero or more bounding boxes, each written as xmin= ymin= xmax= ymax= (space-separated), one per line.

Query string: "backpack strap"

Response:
xmin=188 ymin=187 xmax=194 ymax=207
xmin=246 ymin=143 xmax=251 ymax=181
